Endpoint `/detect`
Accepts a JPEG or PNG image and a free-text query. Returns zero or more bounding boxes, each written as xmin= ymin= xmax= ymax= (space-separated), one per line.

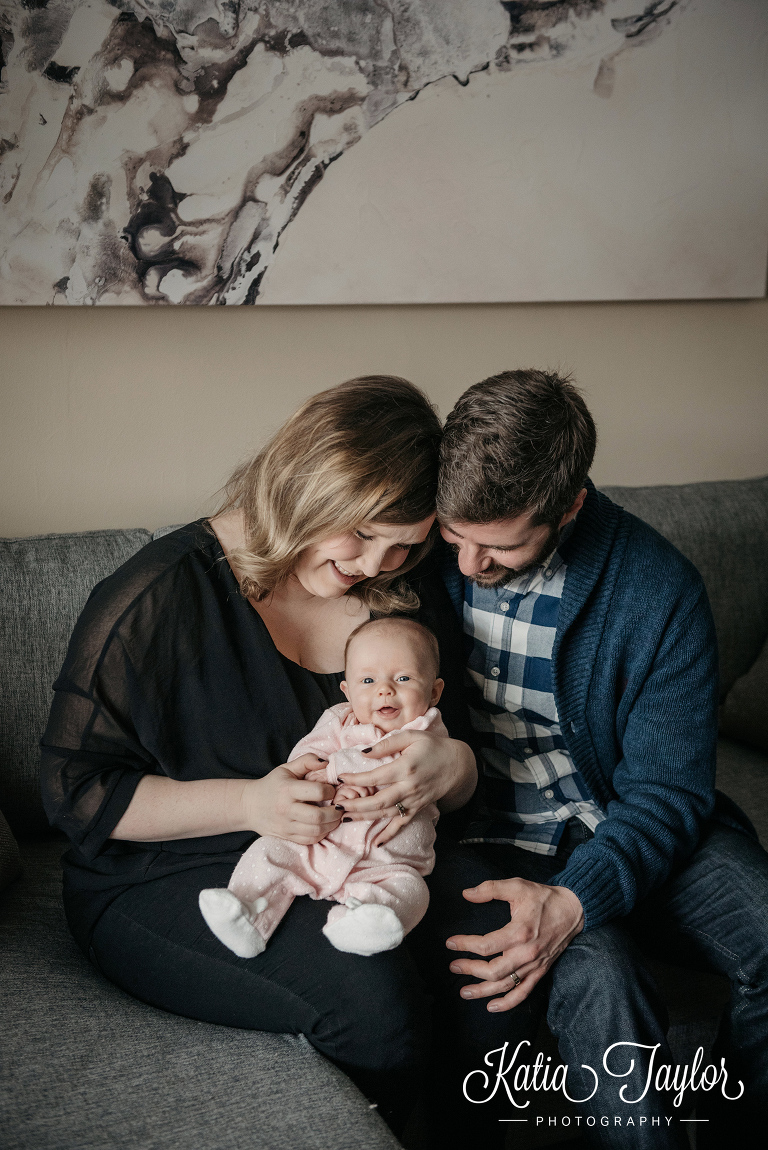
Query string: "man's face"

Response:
xmin=439 ymin=490 xmax=586 ymax=588
xmin=440 ymin=515 xmax=559 ymax=587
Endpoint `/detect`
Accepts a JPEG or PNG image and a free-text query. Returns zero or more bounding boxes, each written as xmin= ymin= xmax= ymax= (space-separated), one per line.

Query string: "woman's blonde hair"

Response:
xmin=215 ymin=376 xmax=442 ymax=613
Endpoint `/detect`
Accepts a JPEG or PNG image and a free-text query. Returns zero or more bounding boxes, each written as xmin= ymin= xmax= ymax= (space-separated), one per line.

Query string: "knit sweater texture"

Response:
xmin=439 ymin=481 xmax=723 ymax=930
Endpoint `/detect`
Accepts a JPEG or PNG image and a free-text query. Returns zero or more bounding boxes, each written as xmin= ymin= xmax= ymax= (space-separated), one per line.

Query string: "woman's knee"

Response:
xmin=309 ymin=950 xmax=431 ymax=1071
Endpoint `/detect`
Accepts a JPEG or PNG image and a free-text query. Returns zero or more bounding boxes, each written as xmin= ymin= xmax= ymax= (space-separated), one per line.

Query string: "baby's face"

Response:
xmin=341 ymin=629 xmax=444 ymax=733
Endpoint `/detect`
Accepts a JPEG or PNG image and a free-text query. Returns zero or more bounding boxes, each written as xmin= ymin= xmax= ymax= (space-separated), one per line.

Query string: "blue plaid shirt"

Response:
xmin=461 ymin=543 xmax=606 ymax=854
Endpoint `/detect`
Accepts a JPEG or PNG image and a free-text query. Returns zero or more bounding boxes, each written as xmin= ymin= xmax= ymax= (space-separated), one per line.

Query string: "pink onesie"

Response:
xmin=225 ymin=702 xmax=447 ymax=946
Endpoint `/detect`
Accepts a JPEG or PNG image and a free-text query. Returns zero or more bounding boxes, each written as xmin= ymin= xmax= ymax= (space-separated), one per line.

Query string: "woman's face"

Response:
xmin=292 ymin=517 xmax=434 ymax=599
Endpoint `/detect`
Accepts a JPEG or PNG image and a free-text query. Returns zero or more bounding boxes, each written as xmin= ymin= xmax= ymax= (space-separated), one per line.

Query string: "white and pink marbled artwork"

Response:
xmin=0 ymin=0 xmax=766 ymax=306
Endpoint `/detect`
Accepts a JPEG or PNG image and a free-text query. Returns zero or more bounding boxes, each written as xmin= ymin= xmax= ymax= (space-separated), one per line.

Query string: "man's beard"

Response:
xmin=460 ymin=524 xmax=561 ymax=589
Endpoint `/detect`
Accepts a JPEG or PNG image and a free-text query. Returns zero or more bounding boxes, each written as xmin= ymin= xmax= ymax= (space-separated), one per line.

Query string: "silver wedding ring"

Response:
xmin=508 ymin=971 xmax=522 ymax=987
xmin=395 ymin=802 xmax=407 ymax=817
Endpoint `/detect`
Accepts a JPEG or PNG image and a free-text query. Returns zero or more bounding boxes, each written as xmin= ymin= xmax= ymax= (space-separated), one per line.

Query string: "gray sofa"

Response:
xmin=2 ymin=477 xmax=767 ymax=1150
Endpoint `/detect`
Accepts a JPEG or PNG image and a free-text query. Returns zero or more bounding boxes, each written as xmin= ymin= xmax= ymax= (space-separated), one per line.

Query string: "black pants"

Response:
xmin=89 ymin=860 xmax=431 ymax=1133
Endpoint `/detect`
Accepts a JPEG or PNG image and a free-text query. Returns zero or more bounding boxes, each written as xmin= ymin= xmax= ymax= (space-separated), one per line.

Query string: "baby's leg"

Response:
xmin=323 ymin=866 xmax=430 ymax=956
xmin=198 ymin=888 xmax=271 ymax=958
xmin=199 ymin=838 xmax=315 ymax=958
xmin=322 ymin=811 xmax=437 ymax=956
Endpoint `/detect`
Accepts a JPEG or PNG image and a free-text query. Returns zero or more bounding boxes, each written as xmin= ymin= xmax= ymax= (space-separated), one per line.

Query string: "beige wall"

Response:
xmin=2 ymin=297 xmax=767 ymax=537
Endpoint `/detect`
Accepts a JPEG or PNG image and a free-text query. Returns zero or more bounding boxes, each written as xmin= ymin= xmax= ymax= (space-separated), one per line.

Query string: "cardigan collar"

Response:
xmin=555 ymin=479 xmax=622 ymax=641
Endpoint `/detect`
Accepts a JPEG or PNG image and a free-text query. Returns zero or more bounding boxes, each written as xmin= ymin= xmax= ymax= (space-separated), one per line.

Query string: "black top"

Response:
xmin=40 ymin=521 xmax=470 ymax=949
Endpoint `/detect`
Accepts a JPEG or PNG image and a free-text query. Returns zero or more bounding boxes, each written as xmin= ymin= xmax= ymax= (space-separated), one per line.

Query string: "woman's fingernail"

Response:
xmin=488 ymin=1002 xmax=503 ymax=1012
xmin=343 ymin=817 xmax=352 ymax=823
xmin=449 ymin=963 xmax=461 ymax=973
xmin=361 ymin=747 xmax=372 ymax=753
xmin=335 ymin=805 xmax=345 ymax=811
xmin=460 ymin=988 xmax=473 ymax=999
xmin=446 ymin=940 xmax=457 ymax=950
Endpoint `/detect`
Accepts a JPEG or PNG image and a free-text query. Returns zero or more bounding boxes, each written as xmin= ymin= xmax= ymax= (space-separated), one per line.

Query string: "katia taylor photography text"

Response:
xmin=463 ymin=1041 xmax=745 ymax=1109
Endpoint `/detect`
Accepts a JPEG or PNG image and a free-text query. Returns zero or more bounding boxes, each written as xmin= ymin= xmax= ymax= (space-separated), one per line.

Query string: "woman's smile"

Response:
xmin=331 ymin=559 xmax=362 ymax=584
xmin=293 ymin=517 xmax=434 ymax=600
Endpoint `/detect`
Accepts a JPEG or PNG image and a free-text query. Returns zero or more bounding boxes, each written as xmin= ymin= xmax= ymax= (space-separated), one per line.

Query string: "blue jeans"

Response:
xmin=412 ymin=820 xmax=768 ymax=1149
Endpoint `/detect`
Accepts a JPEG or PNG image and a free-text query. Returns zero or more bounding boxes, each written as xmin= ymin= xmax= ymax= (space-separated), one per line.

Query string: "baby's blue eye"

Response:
xmin=362 ymin=677 xmax=374 ymax=684
xmin=396 ymin=675 xmax=410 ymax=682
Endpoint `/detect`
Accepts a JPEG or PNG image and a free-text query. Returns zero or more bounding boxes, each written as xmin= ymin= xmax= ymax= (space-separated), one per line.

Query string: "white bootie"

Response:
xmin=322 ymin=900 xmax=404 ymax=956
xmin=199 ymin=888 xmax=268 ymax=958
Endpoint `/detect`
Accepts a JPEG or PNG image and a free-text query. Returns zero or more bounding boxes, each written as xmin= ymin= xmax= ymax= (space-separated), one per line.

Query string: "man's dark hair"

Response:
xmin=437 ymin=369 xmax=597 ymax=527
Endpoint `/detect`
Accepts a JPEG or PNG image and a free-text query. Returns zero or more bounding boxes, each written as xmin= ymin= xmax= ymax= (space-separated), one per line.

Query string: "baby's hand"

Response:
xmin=304 ymin=768 xmax=331 ymax=784
xmin=336 ymin=783 xmax=375 ymax=801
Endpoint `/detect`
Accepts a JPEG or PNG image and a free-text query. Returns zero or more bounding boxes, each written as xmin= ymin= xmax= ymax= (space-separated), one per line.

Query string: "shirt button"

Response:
xmin=499 ymin=602 xmax=509 ymax=612
xmin=490 ymin=667 xmax=500 ymax=677
xmin=544 ymin=789 xmax=554 ymax=799
xmin=522 ymin=747 xmax=533 ymax=755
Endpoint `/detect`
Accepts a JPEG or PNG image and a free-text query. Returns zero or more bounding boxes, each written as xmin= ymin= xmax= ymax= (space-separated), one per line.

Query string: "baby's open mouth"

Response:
xmin=376 ymin=706 xmax=399 ymax=717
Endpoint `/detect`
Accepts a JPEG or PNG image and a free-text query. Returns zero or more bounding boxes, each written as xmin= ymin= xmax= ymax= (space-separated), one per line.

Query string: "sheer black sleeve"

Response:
xmin=40 ymin=523 xmax=324 ymax=861
xmin=41 ymin=624 xmax=160 ymax=860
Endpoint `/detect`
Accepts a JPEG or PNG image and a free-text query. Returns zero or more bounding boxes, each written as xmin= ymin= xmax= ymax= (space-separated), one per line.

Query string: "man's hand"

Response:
xmin=446 ymin=878 xmax=584 ymax=1012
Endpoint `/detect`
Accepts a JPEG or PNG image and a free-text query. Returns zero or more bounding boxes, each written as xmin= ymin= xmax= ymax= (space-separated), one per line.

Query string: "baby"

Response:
xmin=199 ymin=616 xmax=447 ymax=958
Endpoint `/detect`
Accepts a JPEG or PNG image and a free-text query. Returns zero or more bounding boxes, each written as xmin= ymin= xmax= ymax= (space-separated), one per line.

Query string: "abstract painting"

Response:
xmin=1 ymin=0 xmax=766 ymax=305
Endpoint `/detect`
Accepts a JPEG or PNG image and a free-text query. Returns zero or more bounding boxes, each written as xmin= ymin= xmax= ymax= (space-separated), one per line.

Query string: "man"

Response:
xmin=410 ymin=370 xmax=766 ymax=1148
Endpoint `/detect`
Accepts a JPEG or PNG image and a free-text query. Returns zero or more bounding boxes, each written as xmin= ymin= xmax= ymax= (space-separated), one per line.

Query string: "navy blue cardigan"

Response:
xmin=438 ymin=482 xmax=725 ymax=930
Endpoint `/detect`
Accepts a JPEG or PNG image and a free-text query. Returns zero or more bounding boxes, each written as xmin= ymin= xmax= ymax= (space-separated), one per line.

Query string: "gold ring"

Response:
xmin=395 ymin=802 xmax=407 ymax=817
xmin=509 ymin=971 xmax=521 ymax=987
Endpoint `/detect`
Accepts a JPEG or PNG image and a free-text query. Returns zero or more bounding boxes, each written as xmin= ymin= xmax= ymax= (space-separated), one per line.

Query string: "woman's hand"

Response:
xmin=111 ymin=756 xmax=340 ymax=845
xmin=335 ymin=732 xmax=477 ymax=846
xmin=242 ymin=754 xmax=342 ymax=845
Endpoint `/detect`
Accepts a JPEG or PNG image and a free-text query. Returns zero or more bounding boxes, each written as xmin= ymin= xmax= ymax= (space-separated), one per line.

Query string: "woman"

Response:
xmin=41 ymin=375 xmax=477 ymax=1132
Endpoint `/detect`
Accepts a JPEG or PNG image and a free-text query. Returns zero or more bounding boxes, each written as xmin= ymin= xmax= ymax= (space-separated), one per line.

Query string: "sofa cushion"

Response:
xmin=720 ymin=636 xmax=768 ymax=755
xmin=599 ymin=477 xmax=768 ymax=697
xmin=152 ymin=524 xmax=185 ymax=540
xmin=0 ymin=837 xmax=399 ymax=1150
xmin=716 ymin=736 xmax=768 ymax=847
xmin=0 ymin=529 xmax=152 ymax=835
xmin=0 ymin=806 xmax=21 ymax=891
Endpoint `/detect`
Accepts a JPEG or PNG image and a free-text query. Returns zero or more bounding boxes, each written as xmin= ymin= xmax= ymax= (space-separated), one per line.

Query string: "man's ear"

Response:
xmin=431 ymin=678 xmax=445 ymax=706
xmin=340 ymin=680 xmax=349 ymax=700
xmin=559 ymin=487 xmax=587 ymax=527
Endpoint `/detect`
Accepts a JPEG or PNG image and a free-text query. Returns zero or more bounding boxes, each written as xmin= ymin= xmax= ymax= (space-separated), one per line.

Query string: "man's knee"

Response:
xmin=649 ymin=825 xmax=768 ymax=982
xmin=555 ymin=922 xmax=637 ymax=977
xmin=548 ymin=924 xmax=662 ymax=1031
